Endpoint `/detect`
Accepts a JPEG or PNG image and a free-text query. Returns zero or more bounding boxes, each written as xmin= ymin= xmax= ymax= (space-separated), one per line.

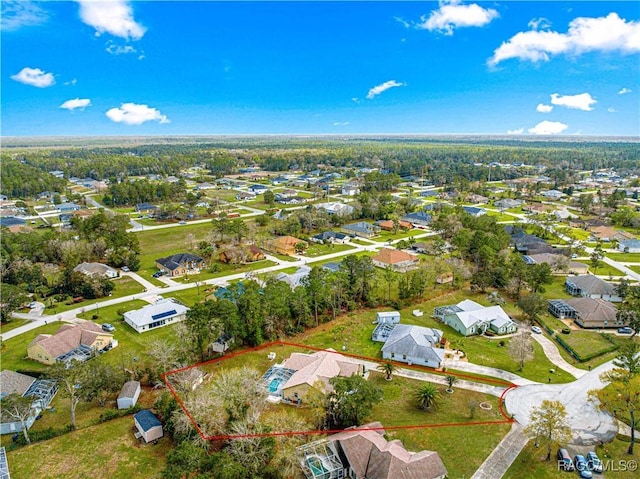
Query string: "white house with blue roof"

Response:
xmin=123 ymin=298 xmax=189 ymax=333
xmin=133 ymin=409 xmax=163 ymax=443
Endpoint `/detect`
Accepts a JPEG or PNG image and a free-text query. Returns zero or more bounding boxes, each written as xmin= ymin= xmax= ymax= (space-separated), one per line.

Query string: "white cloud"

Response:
xmin=528 ymin=120 xmax=568 ymax=135
xmin=550 ymin=92 xmax=597 ymax=111
xmin=77 ymin=0 xmax=146 ymax=40
xmin=64 ymin=78 xmax=78 ymax=86
xmin=333 ymin=121 xmax=350 ymax=126
xmin=618 ymin=87 xmax=632 ymax=95
xmin=528 ymin=17 xmax=551 ymax=31
xmin=418 ymin=1 xmax=499 ymax=35
xmin=536 ymin=103 xmax=553 ymax=113
xmin=1 ymin=0 xmax=48 ymax=31
xmin=106 ymin=41 xmax=138 ymax=55
xmin=106 ymin=103 xmax=169 ymax=125
xmin=394 ymin=16 xmax=410 ymax=29
xmin=507 ymin=128 xmax=524 ymax=134
xmin=489 ymin=12 xmax=640 ymax=66
xmin=60 ymin=98 xmax=91 ymax=111
xmin=11 ymin=67 xmax=55 ymax=87
xmin=366 ymin=80 xmax=405 ymax=99
xmin=608 ymin=107 xmax=617 ymax=113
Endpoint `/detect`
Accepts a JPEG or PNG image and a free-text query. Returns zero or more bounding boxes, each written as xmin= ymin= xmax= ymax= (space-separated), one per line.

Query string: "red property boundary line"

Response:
xmin=162 ymin=340 xmax=517 ymax=441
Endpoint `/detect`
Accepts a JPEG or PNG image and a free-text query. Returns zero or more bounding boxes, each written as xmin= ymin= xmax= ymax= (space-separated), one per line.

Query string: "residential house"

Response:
xmin=271 ymin=176 xmax=290 ymax=186
xmin=267 ymin=236 xmax=308 ymax=256
xmin=565 ymin=275 xmax=622 ymax=302
xmin=554 ymin=209 xmax=578 ymax=221
xmin=219 ymin=245 xmax=265 ymax=264
xmin=548 ymin=298 xmax=620 ymax=329
xmin=311 ymin=231 xmax=349 ymax=244
xmin=381 ymin=324 xmax=445 ymax=368
xmin=322 ymin=262 xmax=341 ymax=273
xmin=133 ymin=410 xmax=163 ymax=443
xmin=467 ymin=194 xmax=489 ymax=204
xmin=57 ymin=203 xmax=81 ymax=213
xmin=495 ymin=198 xmax=523 ymax=209
xmin=117 ymin=381 xmax=141 ymax=410
xmin=542 ymin=189 xmax=566 ymax=200
xmin=248 ymin=184 xmax=269 ymax=194
xmin=378 ymin=220 xmax=412 ymax=231
xmin=155 ymin=253 xmax=206 ymax=277
xmin=462 ymin=206 xmax=487 ymax=217
xmin=263 ymin=349 xmax=364 ymax=403
xmin=0 ymin=217 xmax=26 ymax=229
xmin=73 ymin=262 xmax=118 ymax=279
xmin=590 ymin=226 xmax=635 ymax=243
xmin=341 ymin=184 xmax=360 ymax=196
xmin=420 ymin=189 xmax=440 ymax=198
xmin=135 ymin=203 xmax=158 ymax=215
xmin=235 ymin=191 xmax=256 ymax=201
xmin=619 ymin=239 xmax=640 ymax=253
xmin=402 ymin=212 xmax=433 ymax=227
xmin=435 ymin=300 xmax=517 ymax=336
xmin=27 ymin=322 xmax=114 ymax=365
xmin=341 ymin=222 xmax=380 ymax=238
xmin=372 ymin=248 xmax=419 ymax=272
xmin=298 ymin=422 xmax=447 ymax=479
xmin=522 ymin=203 xmax=549 ymax=214
xmin=0 ymin=370 xmax=58 ymax=435
xmin=194 ymin=182 xmax=215 ymax=190
xmin=316 ymin=202 xmax=354 ymax=216
xmin=123 ymin=298 xmax=190 ymax=333
xmin=411 ymin=242 xmax=430 ymax=254
xmin=523 ymin=253 xmax=589 ymax=275
xmin=275 ymin=266 xmax=311 ymax=289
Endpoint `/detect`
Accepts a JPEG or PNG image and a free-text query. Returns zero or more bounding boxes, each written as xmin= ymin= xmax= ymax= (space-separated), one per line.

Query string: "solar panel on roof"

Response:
xmin=151 ymin=309 xmax=177 ymax=321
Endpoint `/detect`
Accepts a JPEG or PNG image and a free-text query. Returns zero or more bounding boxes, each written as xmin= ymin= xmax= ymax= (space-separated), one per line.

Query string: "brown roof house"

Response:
xmin=263 ymin=349 xmax=364 ymax=404
xmin=549 ymin=298 xmax=621 ymax=329
xmin=589 ymin=226 xmax=635 ymax=243
xmin=27 ymin=322 xmax=114 ymax=365
xmin=378 ymin=220 xmax=412 ymax=231
xmin=267 ymin=236 xmax=307 ymax=256
xmin=219 ymin=244 xmax=265 ymax=264
xmin=372 ymin=248 xmax=419 ymax=272
xmin=298 ymin=422 xmax=447 ymax=479
xmin=525 ymin=253 xmax=589 ymax=275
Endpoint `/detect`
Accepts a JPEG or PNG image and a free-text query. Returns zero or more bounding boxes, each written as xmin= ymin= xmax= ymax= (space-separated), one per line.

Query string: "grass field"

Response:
xmin=505 ymin=437 xmax=639 ymax=479
xmin=0 ymin=317 xmax=29 ymax=334
xmin=4 ymin=415 xmax=170 ymax=479
xmin=304 ymin=242 xmax=355 ymax=257
xmin=606 ymin=252 xmax=640 ymax=262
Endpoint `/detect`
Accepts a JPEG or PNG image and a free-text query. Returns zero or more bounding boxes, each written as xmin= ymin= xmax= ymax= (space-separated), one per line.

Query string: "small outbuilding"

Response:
xmin=117 ymin=381 xmax=141 ymax=410
xmin=134 ymin=409 xmax=163 ymax=443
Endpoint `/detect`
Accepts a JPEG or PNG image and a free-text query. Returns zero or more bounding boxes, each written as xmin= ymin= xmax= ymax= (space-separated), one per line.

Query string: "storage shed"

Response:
xmin=117 ymin=381 xmax=141 ymax=410
xmin=134 ymin=409 xmax=163 ymax=443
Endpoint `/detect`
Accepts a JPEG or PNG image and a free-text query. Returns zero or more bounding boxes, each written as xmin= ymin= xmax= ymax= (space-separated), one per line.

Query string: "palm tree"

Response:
xmin=415 ymin=383 xmax=440 ymax=411
xmin=445 ymin=375 xmax=458 ymax=393
xmin=378 ymin=362 xmax=396 ymax=381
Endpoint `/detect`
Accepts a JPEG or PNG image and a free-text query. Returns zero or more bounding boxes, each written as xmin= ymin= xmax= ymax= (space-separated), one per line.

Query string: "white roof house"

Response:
xmin=381 ymin=325 xmax=445 ymax=368
xmin=441 ymin=302 xmax=517 ymax=336
xmin=123 ymin=298 xmax=189 ymax=333
xmin=73 ymin=262 xmax=118 ymax=279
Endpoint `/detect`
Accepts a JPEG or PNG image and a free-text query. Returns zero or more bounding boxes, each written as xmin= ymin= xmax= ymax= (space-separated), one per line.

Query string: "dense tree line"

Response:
xmin=102 ymin=178 xmax=187 ymax=206
xmin=1 ymin=158 xmax=68 ymax=198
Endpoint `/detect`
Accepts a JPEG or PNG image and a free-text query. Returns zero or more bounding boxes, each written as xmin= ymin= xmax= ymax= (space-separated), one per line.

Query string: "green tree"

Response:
xmin=415 ymin=383 xmax=440 ymax=411
xmin=83 ymin=360 xmax=125 ymax=407
xmin=445 ymin=375 xmax=458 ymax=392
xmin=0 ymin=283 xmax=29 ymax=322
xmin=184 ymin=301 xmax=224 ymax=362
xmin=525 ymin=399 xmax=572 ymax=461
xmin=527 ymin=263 xmax=553 ymax=293
xmin=263 ymin=190 xmax=275 ymax=206
xmin=49 ymin=360 xmax=90 ymax=428
xmin=518 ymin=293 xmax=547 ymax=324
xmin=0 ymin=394 xmax=35 ymax=444
xmin=590 ymin=242 xmax=604 ymax=275
xmin=302 ymin=266 xmax=328 ymax=327
xmin=378 ymin=362 xmax=397 ymax=381
xmin=326 ymin=374 xmax=383 ymax=429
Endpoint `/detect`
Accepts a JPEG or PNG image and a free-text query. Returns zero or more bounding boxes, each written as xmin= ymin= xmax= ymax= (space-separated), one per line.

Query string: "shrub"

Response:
xmin=561 ymin=328 xmax=571 ymax=334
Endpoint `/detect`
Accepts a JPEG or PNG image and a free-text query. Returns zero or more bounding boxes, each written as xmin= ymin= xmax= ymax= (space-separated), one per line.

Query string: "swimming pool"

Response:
xmin=268 ymin=378 xmax=283 ymax=394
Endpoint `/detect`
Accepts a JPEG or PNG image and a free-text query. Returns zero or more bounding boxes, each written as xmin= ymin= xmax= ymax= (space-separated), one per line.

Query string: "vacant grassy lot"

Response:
xmin=304 ymin=242 xmax=355 ymax=257
xmin=607 ymin=252 xmax=640 ymax=262
xmin=5 ymin=415 xmax=170 ymax=479
xmin=0 ymin=317 xmax=29 ymax=334
xmin=372 ymin=228 xmax=426 ymax=242
xmin=559 ymin=330 xmax=617 ymax=358
xmin=505 ymin=437 xmax=639 ymax=479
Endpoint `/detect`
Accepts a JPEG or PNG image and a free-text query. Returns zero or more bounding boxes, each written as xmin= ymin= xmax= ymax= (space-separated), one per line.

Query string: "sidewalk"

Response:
xmin=471 ymin=423 xmax=528 ymax=479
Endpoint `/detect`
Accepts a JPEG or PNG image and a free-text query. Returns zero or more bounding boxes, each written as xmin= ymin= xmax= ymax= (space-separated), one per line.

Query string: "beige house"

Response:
xmin=279 ymin=350 xmax=364 ymax=403
xmin=267 ymin=236 xmax=307 ymax=256
xmin=27 ymin=322 xmax=113 ymax=365
xmin=372 ymin=248 xmax=419 ymax=272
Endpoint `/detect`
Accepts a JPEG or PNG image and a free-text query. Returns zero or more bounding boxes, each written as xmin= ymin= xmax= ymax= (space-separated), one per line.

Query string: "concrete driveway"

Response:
xmin=504 ymin=360 xmax=618 ymax=446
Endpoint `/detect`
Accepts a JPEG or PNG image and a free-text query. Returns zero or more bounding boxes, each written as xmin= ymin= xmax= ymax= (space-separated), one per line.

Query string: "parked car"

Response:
xmin=586 ymin=452 xmax=603 ymax=473
xmin=557 ymin=448 xmax=574 ymax=471
xmin=178 ymin=220 xmax=186 ymax=225
xmin=29 ymin=301 xmax=37 ymax=309
xmin=121 ymin=266 xmax=130 ymax=272
xmin=101 ymin=323 xmax=116 ymax=332
xmin=152 ymin=271 xmax=165 ymax=278
xmin=531 ymin=326 xmax=542 ymax=334
xmin=617 ymin=326 xmax=633 ymax=334
xmin=574 ymin=455 xmax=593 ymax=478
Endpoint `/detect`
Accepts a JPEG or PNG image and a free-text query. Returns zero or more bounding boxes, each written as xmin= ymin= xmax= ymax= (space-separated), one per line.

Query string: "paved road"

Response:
xmin=504 ymin=359 xmax=618 ymax=446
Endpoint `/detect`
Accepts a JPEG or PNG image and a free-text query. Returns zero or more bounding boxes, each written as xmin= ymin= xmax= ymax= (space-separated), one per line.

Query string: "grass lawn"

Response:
xmin=349 ymin=238 xmax=372 ymax=246
xmin=44 ymin=275 xmax=146 ymax=315
xmin=4 ymin=415 xmax=170 ymax=479
xmin=607 ymin=252 xmax=640 ymax=263
xmin=559 ymin=330 xmax=617 ymax=359
xmin=592 ymin=263 xmax=626 ymax=277
xmin=0 ymin=322 xmax=64 ymax=374
xmin=170 ymin=259 xmax=277 ymax=283
xmin=505 ymin=437 xmax=639 ymax=479
xmin=372 ymin=228 xmax=425 ymax=243
xmin=304 ymin=242 xmax=355 ymax=257
xmin=0 ymin=317 xmax=29 ymax=334
xmin=268 ymin=252 xmax=299 ymax=262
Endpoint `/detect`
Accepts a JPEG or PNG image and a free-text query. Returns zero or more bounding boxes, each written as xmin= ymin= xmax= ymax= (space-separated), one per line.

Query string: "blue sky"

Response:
xmin=2 ymin=1 xmax=639 ymax=136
